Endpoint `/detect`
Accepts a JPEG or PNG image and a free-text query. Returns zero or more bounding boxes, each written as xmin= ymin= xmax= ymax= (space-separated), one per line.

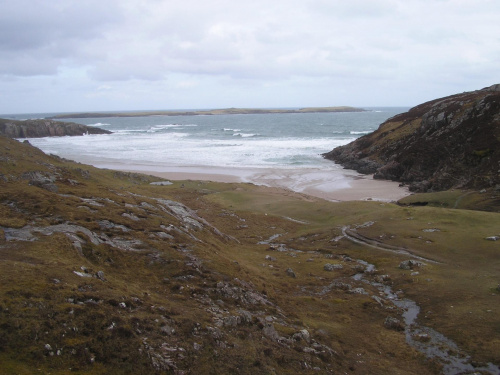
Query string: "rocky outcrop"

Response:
xmin=0 ymin=118 xmax=111 ymax=138
xmin=323 ymin=84 xmax=500 ymax=192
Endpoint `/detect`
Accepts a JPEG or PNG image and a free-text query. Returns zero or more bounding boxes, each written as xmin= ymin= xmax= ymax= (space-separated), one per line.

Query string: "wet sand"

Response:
xmin=101 ymin=162 xmax=410 ymax=202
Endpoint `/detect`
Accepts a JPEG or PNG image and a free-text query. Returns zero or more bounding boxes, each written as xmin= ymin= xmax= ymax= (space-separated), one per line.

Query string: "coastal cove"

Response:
xmin=15 ymin=107 xmax=410 ymax=201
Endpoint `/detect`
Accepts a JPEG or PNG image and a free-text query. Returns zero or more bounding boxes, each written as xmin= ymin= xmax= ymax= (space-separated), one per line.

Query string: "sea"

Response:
xmin=5 ymin=107 xmax=407 ymax=169
xmin=3 ymin=107 xmax=410 ymax=200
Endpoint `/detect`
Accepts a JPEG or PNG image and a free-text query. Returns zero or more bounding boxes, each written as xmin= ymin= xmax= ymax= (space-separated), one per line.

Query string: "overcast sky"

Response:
xmin=1 ymin=0 xmax=499 ymax=114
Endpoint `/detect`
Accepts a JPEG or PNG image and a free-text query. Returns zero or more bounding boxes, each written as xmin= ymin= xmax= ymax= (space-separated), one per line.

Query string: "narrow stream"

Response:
xmin=353 ymin=260 xmax=500 ymax=375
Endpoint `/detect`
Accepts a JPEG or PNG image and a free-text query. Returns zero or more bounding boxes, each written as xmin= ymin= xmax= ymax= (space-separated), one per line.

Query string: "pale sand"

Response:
xmin=103 ymin=162 xmax=410 ymax=202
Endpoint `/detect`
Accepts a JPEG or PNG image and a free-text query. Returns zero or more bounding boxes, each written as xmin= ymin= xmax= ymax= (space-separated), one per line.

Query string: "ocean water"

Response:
xmin=11 ymin=107 xmax=408 ymax=173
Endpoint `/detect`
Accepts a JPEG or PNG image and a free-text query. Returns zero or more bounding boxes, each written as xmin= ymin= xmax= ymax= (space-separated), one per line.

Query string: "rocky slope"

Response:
xmin=0 ymin=118 xmax=111 ymax=138
xmin=323 ymin=84 xmax=500 ymax=192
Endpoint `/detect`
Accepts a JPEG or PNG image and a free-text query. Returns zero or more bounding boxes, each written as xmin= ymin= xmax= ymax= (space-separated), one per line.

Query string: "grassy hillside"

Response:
xmin=1 ymin=136 xmax=499 ymax=374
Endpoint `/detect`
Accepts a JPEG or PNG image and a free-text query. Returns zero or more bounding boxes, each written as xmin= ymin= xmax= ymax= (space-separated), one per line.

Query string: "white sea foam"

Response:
xmin=233 ymin=133 xmax=258 ymax=138
xmin=23 ymin=108 xmax=406 ymax=174
xmin=89 ymin=122 xmax=111 ymax=127
xmin=350 ymin=130 xmax=372 ymax=135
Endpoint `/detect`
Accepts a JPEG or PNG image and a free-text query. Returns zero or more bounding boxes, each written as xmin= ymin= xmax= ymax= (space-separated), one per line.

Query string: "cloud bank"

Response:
xmin=1 ymin=0 xmax=499 ymax=113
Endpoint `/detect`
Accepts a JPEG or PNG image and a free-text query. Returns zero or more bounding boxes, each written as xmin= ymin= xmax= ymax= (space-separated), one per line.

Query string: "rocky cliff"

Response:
xmin=323 ymin=84 xmax=500 ymax=192
xmin=0 ymin=118 xmax=111 ymax=138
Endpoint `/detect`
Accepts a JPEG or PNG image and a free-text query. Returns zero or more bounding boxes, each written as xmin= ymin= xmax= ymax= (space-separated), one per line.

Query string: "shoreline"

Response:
xmin=96 ymin=162 xmax=410 ymax=202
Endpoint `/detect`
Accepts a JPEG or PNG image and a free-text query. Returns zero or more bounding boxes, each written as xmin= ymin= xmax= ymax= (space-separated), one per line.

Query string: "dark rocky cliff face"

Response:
xmin=0 ymin=118 xmax=111 ymax=138
xmin=323 ymin=84 xmax=500 ymax=192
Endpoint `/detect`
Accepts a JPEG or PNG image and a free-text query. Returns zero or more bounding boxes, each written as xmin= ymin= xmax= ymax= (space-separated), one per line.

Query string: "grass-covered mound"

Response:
xmin=0 ymin=136 xmax=499 ymax=374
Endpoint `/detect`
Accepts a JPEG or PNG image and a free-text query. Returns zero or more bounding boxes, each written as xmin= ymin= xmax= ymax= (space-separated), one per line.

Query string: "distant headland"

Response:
xmin=47 ymin=106 xmax=366 ymax=119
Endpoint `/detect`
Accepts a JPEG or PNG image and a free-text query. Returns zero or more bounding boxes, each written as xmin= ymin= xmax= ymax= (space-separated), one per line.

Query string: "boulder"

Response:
xmin=384 ymin=316 xmax=404 ymax=331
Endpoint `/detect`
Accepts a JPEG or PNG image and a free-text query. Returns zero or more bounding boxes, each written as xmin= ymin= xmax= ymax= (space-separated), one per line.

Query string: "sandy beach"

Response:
xmin=100 ymin=162 xmax=410 ymax=202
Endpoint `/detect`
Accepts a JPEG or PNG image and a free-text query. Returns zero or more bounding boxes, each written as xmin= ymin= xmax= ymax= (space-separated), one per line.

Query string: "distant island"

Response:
xmin=47 ymin=106 xmax=366 ymax=119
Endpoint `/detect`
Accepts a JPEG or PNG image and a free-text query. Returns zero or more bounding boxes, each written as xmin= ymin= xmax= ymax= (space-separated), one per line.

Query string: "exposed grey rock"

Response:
xmin=349 ymin=287 xmax=368 ymax=295
xmin=160 ymin=325 xmax=176 ymax=335
xmin=22 ymin=171 xmax=59 ymax=192
xmin=122 ymin=212 xmax=141 ymax=221
xmin=384 ymin=316 xmax=404 ymax=331
xmin=150 ymin=181 xmax=173 ymax=186
xmin=237 ymin=310 xmax=253 ymax=324
xmin=96 ymin=271 xmax=106 ymax=281
xmin=222 ymin=315 xmax=241 ymax=327
xmin=262 ymin=322 xmax=282 ymax=342
xmin=399 ymin=260 xmax=424 ymax=270
xmin=73 ymin=271 xmax=92 ymax=278
xmin=286 ymin=268 xmax=296 ymax=278
xmin=292 ymin=329 xmax=311 ymax=343
xmin=324 ymin=263 xmax=343 ymax=271
xmin=485 ymin=236 xmax=499 ymax=241
xmin=0 ymin=118 xmax=111 ymax=138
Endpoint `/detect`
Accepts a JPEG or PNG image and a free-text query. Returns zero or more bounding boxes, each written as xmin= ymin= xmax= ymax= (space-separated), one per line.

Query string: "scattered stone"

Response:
xmin=122 ymin=212 xmax=141 ymax=221
xmin=423 ymin=228 xmax=440 ymax=232
xmin=411 ymin=271 xmax=420 ymax=276
xmin=324 ymin=263 xmax=343 ymax=271
xmin=44 ymin=344 xmax=53 ymax=351
xmin=286 ymin=268 xmax=296 ymax=278
xmin=399 ymin=260 xmax=424 ymax=270
xmin=119 ymin=302 xmax=127 ymax=308
xmin=349 ymin=288 xmax=367 ymax=295
xmin=375 ymin=274 xmax=391 ymax=283
xmin=485 ymin=236 xmax=499 ymax=241
xmin=96 ymin=271 xmax=106 ymax=281
xmin=150 ymin=181 xmax=173 ymax=186
xmin=265 ymin=255 xmax=277 ymax=261
xmin=384 ymin=316 xmax=404 ymax=331
xmin=372 ymin=295 xmax=385 ymax=306
xmin=262 ymin=322 xmax=282 ymax=342
xmin=160 ymin=325 xmax=176 ymax=336
xmin=73 ymin=271 xmax=92 ymax=278
xmin=237 ymin=310 xmax=253 ymax=324
xmin=223 ymin=315 xmax=241 ymax=327
xmin=292 ymin=329 xmax=311 ymax=343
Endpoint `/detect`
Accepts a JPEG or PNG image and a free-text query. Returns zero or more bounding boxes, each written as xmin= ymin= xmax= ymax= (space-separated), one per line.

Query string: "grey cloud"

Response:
xmin=0 ymin=0 xmax=123 ymax=76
